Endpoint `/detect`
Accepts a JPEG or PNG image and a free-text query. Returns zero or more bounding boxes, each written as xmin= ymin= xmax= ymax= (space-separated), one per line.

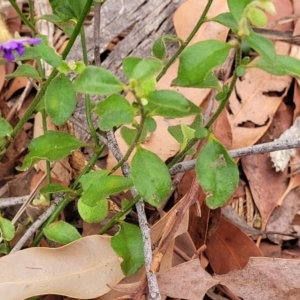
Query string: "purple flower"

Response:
xmin=0 ymin=38 xmax=41 ymax=61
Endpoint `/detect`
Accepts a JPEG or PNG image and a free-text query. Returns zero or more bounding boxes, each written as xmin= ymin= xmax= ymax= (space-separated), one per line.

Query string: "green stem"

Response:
xmin=99 ymin=195 xmax=141 ymax=234
xmin=168 ymin=45 xmax=242 ymax=168
xmin=31 ymin=146 xmax=105 ymax=246
xmin=41 ymin=109 xmax=51 ymax=184
xmin=8 ymin=0 xmax=36 ymax=33
xmin=109 ymin=96 xmax=146 ymax=173
xmin=28 ymin=0 xmax=35 ymax=24
xmin=61 ymin=0 xmax=94 ymax=60
xmin=156 ymin=0 xmax=213 ymax=82
xmin=205 ymin=46 xmax=241 ymax=128
xmin=80 ymin=27 xmax=100 ymax=147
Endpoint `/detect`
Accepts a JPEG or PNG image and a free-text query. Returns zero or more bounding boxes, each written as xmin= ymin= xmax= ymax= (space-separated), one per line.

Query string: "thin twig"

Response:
xmin=169 ymin=138 xmax=300 ymax=175
xmin=0 ymin=196 xmax=28 ymax=208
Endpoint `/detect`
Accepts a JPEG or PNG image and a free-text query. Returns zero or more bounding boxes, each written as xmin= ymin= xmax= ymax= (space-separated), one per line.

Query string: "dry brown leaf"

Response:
xmin=215 ymin=257 xmax=300 ymax=300
xmin=266 ymin=188 xmax=300 ymax=244
xmin=241 ymin=154 xmax=287 ymax=229
xmin=151 ymin=194 xmax=189 ymax=244
xmin=228 ymin=43 xmax=292 ymax=149
xmin=205 ymin=217 xmax=262 ymax=275
xmin=0 ymin=236 xmax=124 ymax=299
xmin=158 ymin=259 xmax=218 ymax=300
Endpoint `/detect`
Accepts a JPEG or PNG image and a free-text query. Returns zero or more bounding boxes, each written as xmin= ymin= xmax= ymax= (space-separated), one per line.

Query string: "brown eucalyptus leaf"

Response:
xmin=215 ymin=257 xmax=300 ymax=300
xmin=158 ymin=259 xmax=218 ymax=300
xmin=0 ymin=236 xmax=124 ymax=299
xmin=205 ymin=217 xmax=262 ymax=275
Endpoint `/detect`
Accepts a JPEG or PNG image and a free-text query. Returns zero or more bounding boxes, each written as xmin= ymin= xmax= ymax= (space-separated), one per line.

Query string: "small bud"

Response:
xmin=257 ymin=1 xmax=276 ymax=15
xmin=247 ymin=7 xmax=268 ymax=27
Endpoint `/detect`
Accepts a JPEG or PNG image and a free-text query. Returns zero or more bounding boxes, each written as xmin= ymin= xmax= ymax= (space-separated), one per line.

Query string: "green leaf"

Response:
xmin=0 ymin=243 xmax=10 ymax=255
xmin=123 ymin=57 xmax=163 ymax=81
xmin=111 ymin=222 xmax=144 ymax=276
xmin=131 ymin=147 xmax=171 ymax=207
xmin=18 ymin=131 xmax=86 ymax=171
xmin=94 ymin=94 xmax=134 ymax=131
xmin=0 ymin=117 xmax=13 ymax=138
xmin=140 ymin=77 xmax=156 ymax=96
xmin=66 ymin=0 xmax=87 ymax=19
xmin=39 ymin=14 xmax=75 ymax=36
xmin=152 ymin=35 xmax=180 ymax=59
xmin=43 ymin=221 xmax=81 ymax=244
xmin=13 ymin=47 xmax=41 ymax=61
xmin=210 ymin=12 xmax=238 ymax=31
xmin=45 ymin=73 xmax=76 ymax=125
xmin=145 ymin=116 xmax=157 ymax=132
xmin=120 ymin=126 xmax=148 ymax=146
xmin=79 ymin=170 xmax=110 ymax=190
xmin=35 ymin=34 xmax=62 ymax=67
xmin=172 ymin=40 xmax=231 ymax=87
xmin=78 ymin=198 xmax=108 ymax=223
xmin=228 ymin=0 xmax=252 ymax=21
xmin=247 ymin=7 xmax=267 ymax=27
xmin=196 ymin=135 xmax=239 ymax=209
xmin=38 ymin=13 xmax=61 ymax=23
xmin=0 ymin=217 xmax=15 ymax=241
xmin=73 ymin=66 xmax=123 ymax=95
xmin=248 ymin=55 xmax=300 ymax=77
xmin=145 ymin=90 xmax=200 ymax=118
xmin=236 ymin=65 xmax=246 ymax=77
xmin=5 ymin=64 xmax=41 ymax=81
xmin=40 ymin=183 xmax=74 ymax=195
xmin=152 ymin=37 xmax=167 ymax=60
xmin=80 ymin=176 xmax=133 ymax=206
xmin=245 ymin=28 xmax=276 ymax=63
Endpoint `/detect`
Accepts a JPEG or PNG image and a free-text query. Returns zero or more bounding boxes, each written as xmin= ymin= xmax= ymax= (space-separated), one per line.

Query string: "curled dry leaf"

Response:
xmin=215 ymin=257 xmax=300 ymax=300
xmin=0 ymin=236 xmax=124 ymax=300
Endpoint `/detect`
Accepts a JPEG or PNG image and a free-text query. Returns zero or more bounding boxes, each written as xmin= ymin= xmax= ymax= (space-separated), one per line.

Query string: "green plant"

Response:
xmin=1 ymin=0 xmax=299 ymax=296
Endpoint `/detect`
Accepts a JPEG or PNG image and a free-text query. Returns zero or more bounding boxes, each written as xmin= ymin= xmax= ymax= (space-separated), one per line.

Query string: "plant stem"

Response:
xmin=156 ymin=0 xmax=213 ymax=82
xmin=28 ymin=0 xmax=34 ymax=24
xmin=99 ymin=195 xmax=141 ymax=234
xmin=61 ymin=0 xmax=94 ymax=60
xmin=205 ymin=45 xmax=242 ymax=128
xmin=80 ymin=27 xmax=100 ymax=147
xmin=8 ymin=0 xmax=36 ymax=33
xmin=41 ymin=109 xmax=51 ymax=184
xmin=109 ymin=96 xmax=146 ymax=173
